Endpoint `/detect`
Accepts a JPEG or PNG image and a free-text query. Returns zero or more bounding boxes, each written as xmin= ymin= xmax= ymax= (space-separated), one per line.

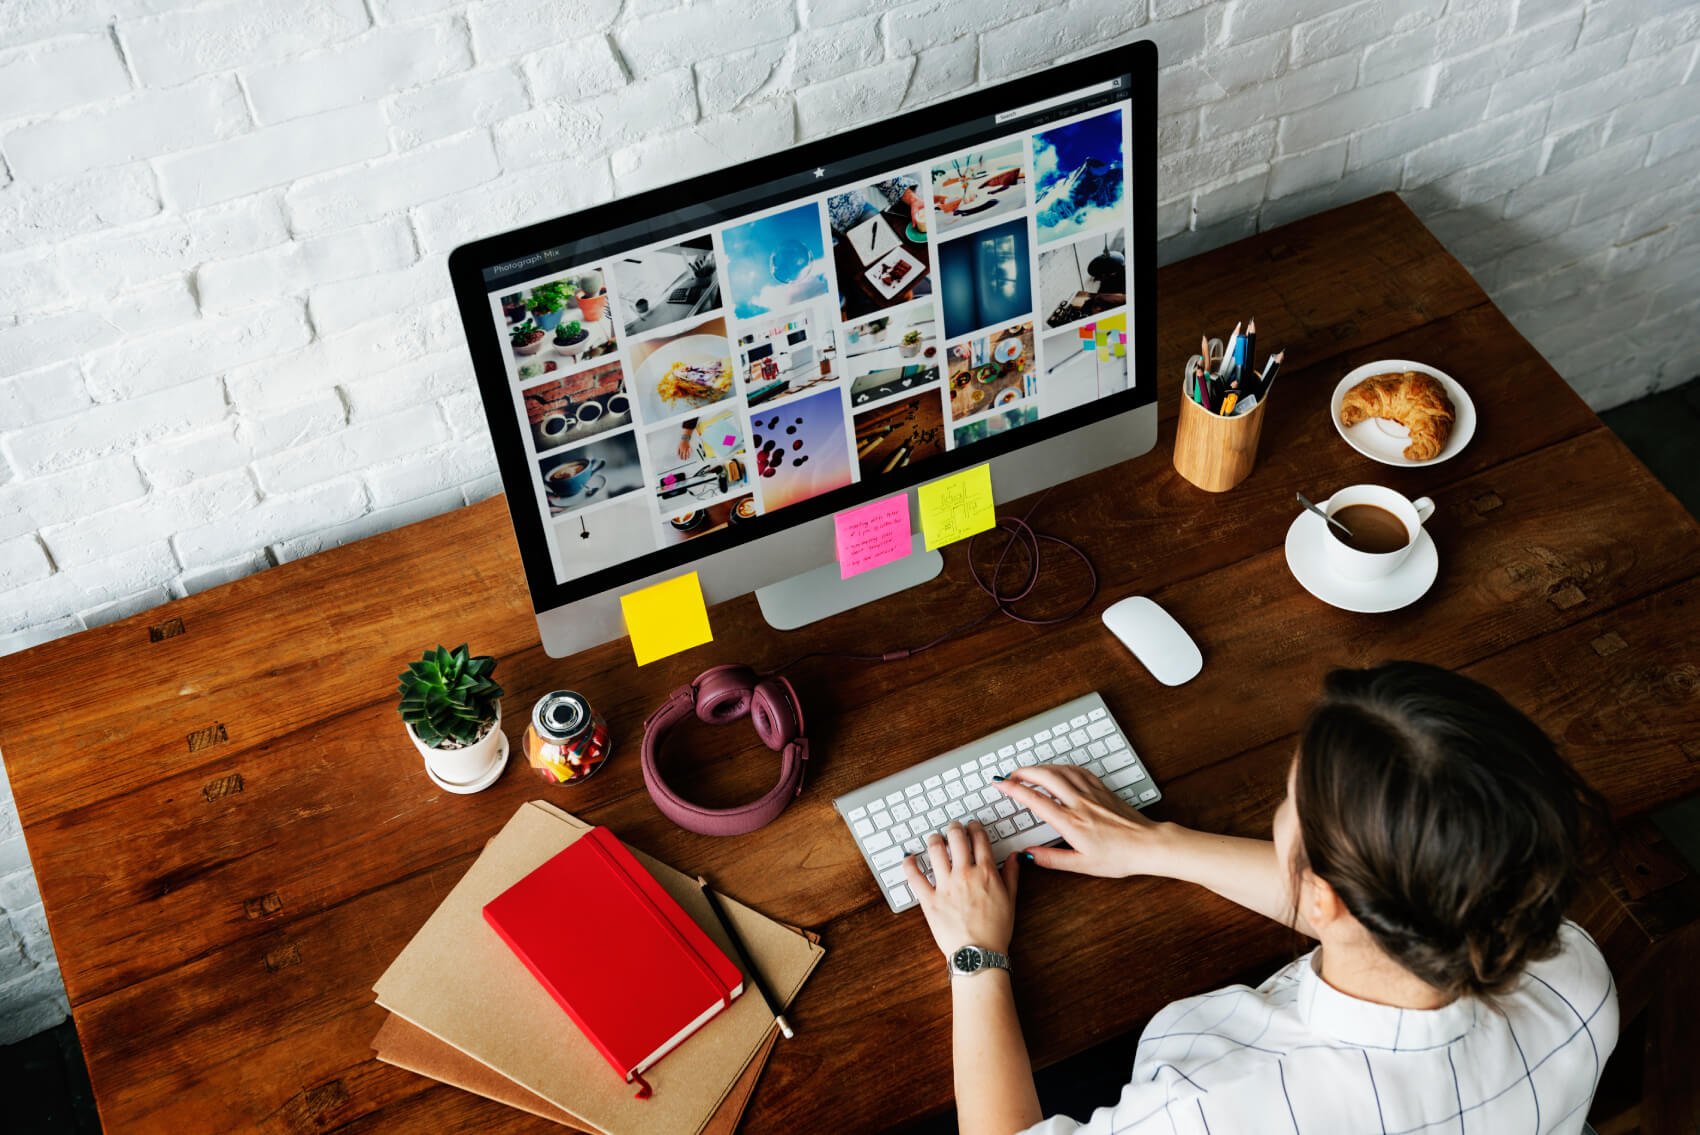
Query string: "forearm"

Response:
xmin=1147 ymin=824 xmax=1316 ymax=937
xmin=952 ymin=972 xmax=1042 ymax=1135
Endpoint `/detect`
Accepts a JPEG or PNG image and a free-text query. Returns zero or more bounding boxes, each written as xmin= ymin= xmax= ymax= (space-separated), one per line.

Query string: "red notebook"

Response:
xmin=482 ymin=826 xmax=743 ymax=1096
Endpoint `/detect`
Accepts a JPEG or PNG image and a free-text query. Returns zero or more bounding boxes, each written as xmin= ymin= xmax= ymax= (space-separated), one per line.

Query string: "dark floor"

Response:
xmin=6 ymin=378 xmax=1699 ymax=1134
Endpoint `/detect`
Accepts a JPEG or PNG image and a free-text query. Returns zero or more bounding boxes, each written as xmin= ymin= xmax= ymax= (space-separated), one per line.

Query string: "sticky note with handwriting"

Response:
xmin=620 ymin=572 xmax=712 ymax=666
xmin=916 ymin=463 xmax=995 ymax=550
xmin=834 ymin=495 xmax=912 ymax=579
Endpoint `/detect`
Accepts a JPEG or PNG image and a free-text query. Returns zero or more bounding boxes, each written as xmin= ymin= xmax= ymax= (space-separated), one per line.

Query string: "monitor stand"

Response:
xmin=755 ymin=533 xmax=943 ymax=630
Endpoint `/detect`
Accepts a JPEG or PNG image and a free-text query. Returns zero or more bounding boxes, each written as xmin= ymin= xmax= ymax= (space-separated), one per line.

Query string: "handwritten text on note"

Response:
xmin=916 ymin=464 xmax=996 ymax=551
xmin=834 ymin=496 xmax=913 ymax=579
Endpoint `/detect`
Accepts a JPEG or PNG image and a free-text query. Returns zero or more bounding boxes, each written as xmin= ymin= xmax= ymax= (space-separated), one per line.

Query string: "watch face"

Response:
xmin=953 ymin=947 xmax=981 ymax=973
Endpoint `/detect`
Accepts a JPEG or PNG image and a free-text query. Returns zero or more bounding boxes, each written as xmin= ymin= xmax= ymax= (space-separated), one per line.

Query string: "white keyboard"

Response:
xmin=832 ymin=691 xmax=1161 ymax=912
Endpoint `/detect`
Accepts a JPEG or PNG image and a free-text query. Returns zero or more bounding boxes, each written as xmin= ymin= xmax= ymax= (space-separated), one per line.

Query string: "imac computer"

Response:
xmin=450 ymin=42 xmax=1158 ymax=658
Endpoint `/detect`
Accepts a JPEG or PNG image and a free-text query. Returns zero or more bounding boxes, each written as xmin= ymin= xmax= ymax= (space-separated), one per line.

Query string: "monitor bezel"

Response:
xmin=449 ymin=42 xmax=1158 ymax=616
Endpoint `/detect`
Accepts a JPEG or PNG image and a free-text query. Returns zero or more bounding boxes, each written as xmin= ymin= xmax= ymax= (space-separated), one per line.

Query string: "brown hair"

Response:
xmin=1292 ymin=661 xmax=1609 ymax=997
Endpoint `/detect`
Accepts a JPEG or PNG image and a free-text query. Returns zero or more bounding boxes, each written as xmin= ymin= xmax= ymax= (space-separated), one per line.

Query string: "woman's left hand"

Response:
xmin=902 ymin=819 xmax=1020 ymax=959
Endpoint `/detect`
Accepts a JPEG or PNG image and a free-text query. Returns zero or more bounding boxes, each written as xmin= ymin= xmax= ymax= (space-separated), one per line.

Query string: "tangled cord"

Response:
xmin=773 ymin=487 xmax=1099 ymax=673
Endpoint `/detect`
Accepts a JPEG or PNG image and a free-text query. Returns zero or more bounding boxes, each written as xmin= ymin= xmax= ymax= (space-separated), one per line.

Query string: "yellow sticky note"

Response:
xmin=620 ymin=572 xmax=713 ymax=666
xmin=916 ymin=463 xmax=996 ymax=551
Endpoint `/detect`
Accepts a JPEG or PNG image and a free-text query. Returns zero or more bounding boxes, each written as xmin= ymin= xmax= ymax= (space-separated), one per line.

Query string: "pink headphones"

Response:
xmin=641 ymin=664 xmax=809 ymax=836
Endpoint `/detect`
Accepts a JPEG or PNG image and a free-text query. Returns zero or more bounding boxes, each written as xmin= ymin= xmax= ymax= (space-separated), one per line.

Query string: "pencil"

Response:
xmin=696 ymin=875 xmax=793 ymax=1039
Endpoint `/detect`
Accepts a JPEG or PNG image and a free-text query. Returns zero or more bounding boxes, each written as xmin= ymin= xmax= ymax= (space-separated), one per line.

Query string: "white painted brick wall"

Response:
xmin=1 ymin=0 xmax=1698 ymax=1044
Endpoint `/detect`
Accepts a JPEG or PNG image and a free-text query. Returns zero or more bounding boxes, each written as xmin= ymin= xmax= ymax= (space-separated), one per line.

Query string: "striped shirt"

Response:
xmin=1021 ymin=922 xmax=1617 ymax=1135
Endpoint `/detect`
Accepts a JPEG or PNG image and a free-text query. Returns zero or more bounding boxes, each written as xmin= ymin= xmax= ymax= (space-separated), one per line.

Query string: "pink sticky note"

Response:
xmin=834 ymin=495 xmax=912 ymax=580
xmin=722 ymin=433 xmax=736 ymax=447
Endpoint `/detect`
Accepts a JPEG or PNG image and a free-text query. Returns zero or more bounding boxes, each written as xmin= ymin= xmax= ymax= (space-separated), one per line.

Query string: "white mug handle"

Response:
xmin=1412 ymin=496 xmax=1435 ymax=525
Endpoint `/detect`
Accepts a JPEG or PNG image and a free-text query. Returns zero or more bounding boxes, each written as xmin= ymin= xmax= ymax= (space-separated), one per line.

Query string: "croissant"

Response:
xmin=1339 ymin=371 xmax=1455 ymax=461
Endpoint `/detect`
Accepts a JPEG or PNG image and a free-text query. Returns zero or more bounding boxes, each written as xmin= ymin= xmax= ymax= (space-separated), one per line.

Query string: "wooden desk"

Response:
xmin=5 ymin=194 xmax=1699 ymax=1133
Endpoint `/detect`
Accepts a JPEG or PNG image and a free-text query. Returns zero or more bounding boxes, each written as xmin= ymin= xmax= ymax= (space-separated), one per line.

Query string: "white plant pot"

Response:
xmin=410 ymin=701 xmax=506 ymax=791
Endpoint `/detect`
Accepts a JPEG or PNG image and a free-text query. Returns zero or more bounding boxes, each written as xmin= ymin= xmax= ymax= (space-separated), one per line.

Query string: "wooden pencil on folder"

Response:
xmin=696 ymin=875 xmax=794 ymax=1039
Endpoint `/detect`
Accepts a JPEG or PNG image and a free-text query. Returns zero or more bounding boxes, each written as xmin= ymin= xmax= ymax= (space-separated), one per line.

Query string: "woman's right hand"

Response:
xmin=994 ymin=764 xmax=1173 ymax=878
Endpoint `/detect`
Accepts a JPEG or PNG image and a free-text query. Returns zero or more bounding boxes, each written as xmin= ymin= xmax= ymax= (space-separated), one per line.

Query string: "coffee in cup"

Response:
xmin=1321 ymin=485 xmax=1434 ymax=581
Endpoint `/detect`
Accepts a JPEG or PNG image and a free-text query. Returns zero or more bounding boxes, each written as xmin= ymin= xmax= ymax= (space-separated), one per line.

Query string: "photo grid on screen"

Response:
xmin=487 ymin=102 xmax=1135 ymax=586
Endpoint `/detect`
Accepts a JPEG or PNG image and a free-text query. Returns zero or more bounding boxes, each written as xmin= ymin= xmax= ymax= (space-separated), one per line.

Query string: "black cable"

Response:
xmin=772 ymin=486 xmax=1098 ymax=675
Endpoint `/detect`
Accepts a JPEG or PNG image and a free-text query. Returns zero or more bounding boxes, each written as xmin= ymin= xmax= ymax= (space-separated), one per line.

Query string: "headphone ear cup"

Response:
xmin=695 ymin=664 xmax=758 ymax=724
xmin=749 ymin=678 xmax=799 ymax=749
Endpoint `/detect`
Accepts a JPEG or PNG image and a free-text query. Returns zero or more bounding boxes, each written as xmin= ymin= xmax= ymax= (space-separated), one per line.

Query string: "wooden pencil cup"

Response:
xmin=1173 ymin=381 xmax=1267 ymax=492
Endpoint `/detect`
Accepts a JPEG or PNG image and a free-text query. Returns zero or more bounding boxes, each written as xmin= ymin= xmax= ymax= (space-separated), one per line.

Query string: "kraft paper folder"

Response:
xmin=373 ymin=800 xmax=824 ymax=1135
xmin=372 ymin=1014 xmax=778 ymax=1134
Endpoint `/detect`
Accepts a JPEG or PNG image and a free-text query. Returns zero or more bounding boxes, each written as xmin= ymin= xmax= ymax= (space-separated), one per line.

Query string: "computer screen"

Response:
xmin=452 ymin=44 xmax=1155 ymax=622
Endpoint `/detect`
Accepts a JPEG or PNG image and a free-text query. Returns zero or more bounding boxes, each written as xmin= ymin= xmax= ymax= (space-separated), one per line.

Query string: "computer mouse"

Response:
xmin=1101 ymin=596 xmax=1203 ymax=686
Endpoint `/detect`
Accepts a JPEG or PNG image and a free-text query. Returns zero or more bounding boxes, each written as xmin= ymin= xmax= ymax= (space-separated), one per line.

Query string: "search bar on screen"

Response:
xmin=995 ymin=77 xmax=1123 ymax=124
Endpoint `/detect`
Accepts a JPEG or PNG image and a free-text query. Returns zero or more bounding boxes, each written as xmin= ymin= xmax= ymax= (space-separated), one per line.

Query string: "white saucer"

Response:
xmin=1330 ymin=360 xmax=1476 ymax=467
xmin=424 ymin=731 xmax=510 ymax=794
xmin=1284 ymin=507 xmax=1438 ymax=613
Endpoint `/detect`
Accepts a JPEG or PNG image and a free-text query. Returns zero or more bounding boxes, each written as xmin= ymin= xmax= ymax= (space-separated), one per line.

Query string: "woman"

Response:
xmin=903 ymin=662 xmax=1618 ymax=1134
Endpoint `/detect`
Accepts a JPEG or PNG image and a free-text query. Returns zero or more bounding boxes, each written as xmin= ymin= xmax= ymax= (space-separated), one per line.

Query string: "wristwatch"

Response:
xmin=948 ymin=945 xmax=1012 ymax=978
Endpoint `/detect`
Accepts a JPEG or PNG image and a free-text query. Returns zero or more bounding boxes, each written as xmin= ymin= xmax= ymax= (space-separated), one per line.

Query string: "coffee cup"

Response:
xmin=537 ymin=411 xmax=573 ymax=448
xmin=1322 ymin=484 xmax=1434 ymax=581
xmin=546 ymin=457 xmax=605 ymax=498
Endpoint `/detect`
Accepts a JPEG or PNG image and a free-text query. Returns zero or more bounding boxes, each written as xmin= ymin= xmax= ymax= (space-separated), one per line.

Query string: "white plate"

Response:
xmin=635 ymin=333 xmax=733 ymax=404
xmin=864 ymin=247 xmax=924 ymax=299
xmin=1284 ymin=505 xmax=1438 ymax=613
xmin=1329 ymin=360 xmax=1475 ymax=467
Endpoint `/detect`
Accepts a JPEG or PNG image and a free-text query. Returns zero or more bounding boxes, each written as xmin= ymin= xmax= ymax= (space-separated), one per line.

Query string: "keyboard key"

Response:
xmin=1139 ymin=787 xmax=1159 ymax=803
xmin=929 ymin=807 xmax=949 ymax=828
xmin=904 ymin=837 xmax=925 ymax=856
xmin=884 ymin=791 xmax=904 ymax=806
xmin=963 ymin=772 xmax=984 ymax=791
xmin=866 ymin=831 xmax=893 ymax=852
xmin=1085 ymin=759 xmax=1107 ymax=777
xmin=1035 ymin=743 xmax=1054 ymax=759
xmin=998 ymin=744 xmax=1015 ymax=757
xmin=980 ymin=753 xmax=998 ymax=767
xmin=1102 ymin=750 xmax=1135 ymax=773
xmin=872 ymin=845 xmax=906 ymax=868
xmin=1105 ymin=734 xmax=1127 ymax=752
xmin=890 ymin=884 xmax=911 ymax=907
xmin=906 ymin=784 xmax=924 ymax=798
xmin=924 ymin=775 xmax=942 ymax=789
xmin=1088 ymin=739 xmax=1109 ymax=758
xmin=881 ymin=866 xmax=907 ymax=886
xmin=1088 ymin=707 xmax=1107 ymax=721
xmin=994 ymin=799 xmax=1017 ymax=818
xmin=1088 ymin=719 xmax=1115 ymax=739
xmin=976 ymin=806 xmax=1000 ymax=825
xmin=848 ymin=805 xmax=867 ymax=820
xmin=1013 ymin=812 xmax=1035 ymax=831
xmin=855 ymin=818 xmax=878 ymax=838
xmin=946 ymin=780 xmax=965 ymax=799
xmin=993 ymin=819 xmax=1017 ymax=839
xmin=1070 ymin=728 xmax=1090 ymax=748
xmin=1070 ymin=714 xmax=1089 ymax=728
xmin=891 ymin=820 xmax=911 ymax=840
xmin=943 ymin=766 xmax=960 ymax=780
xmin=1016 ymin=738 xmax=1033 ymax=751
xmin=892 ymin=802 xmax=912 ymax=821
xmin=928 ymin=789 xmax=947 ymax=807
xmin=1069 ymin=749 xmax=1093 ymax=766
xmin=873 ymin=808 xmax=895 ymax=828
xmin=1035 ymin=728 xmax=1052 ymax=742
xmin=1104 ymin=765 xmax=1144 ymax=792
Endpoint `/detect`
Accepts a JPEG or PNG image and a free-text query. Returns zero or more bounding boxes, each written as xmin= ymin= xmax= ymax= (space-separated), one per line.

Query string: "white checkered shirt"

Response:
xmin=1021 ymin=921 xmax=1617 ymax=1135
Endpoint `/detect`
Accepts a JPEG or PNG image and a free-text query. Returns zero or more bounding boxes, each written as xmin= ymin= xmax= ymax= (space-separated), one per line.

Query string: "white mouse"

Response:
xmin=1101 ymin=596 xmax=1203 ymax=686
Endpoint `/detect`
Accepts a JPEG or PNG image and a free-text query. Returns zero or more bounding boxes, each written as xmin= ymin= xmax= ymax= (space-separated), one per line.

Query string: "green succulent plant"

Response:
xmin=397 ymin=644 xmax=504 ymax=748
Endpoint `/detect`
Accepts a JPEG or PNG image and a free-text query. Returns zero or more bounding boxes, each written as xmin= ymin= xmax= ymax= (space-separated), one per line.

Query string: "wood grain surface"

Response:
xmin=3 ymin=194 xmax=1698 ymax=1133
